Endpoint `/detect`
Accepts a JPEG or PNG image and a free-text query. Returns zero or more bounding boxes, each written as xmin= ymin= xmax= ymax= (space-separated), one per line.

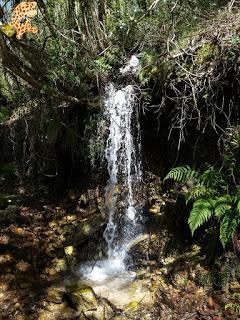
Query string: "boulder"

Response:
xmin=46 ymin=287 xmax=65 ymax=304
xmin=67 ymin=284 xmax=98 ymax=312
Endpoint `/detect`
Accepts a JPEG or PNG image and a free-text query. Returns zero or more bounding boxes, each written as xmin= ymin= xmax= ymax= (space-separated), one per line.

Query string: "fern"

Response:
xmin=165 ymin=164 xmax=240 ymax=247
xmin=188 ymin=198 xmax=215 ymax=235
xmin=233 ymin=293 xmax=240 ymax=299
xmin=220 ymin=210 xmax=239 ymax=247
xmin=232 ymin=188 xmax=240 ymax=214
xmin=164 ymin=165 xmax=198 ymax=183
xmin=225 ymin=303 xmax=240 ymax=314
xmin=186 ymin=184 xmax=215 ymax=202
xmin=214 ymin=195 xmax=232 ymax=219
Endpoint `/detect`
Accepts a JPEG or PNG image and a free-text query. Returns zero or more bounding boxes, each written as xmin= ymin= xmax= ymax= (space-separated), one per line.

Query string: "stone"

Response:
xmin=10 ymin=226 xmax=24 ymax=235
xmin=0 ymin=253 xmax=13 ymax=265
xmin=229 ymin=281 xmax=240 ymax=293
xmin=48 ymin=221 xmax=58 ymax=229
xmin=0 ymin=234 xmax=9 ymax=245
xmin=124 ymin=301 xmax=140 ymax=313
xmin=47 ymin=268 xmax=59 ymax=277
xmin=84 ymin=301 xmax=114 ymax=320
xmin=46 ymin=287 xmax=64 ymax=304
xmin=52 ymin=258 xmax=67 ymax=272
xmin=72 ymin=214 xmax=106 ymax=245
xmin=66 ymin=215 xmax=77 ymax=223
xmin=149 ymin=205 xmax=161 ymax=215
xmin=68 ymin=285 xmax=98 ymax=312
xmin=64 ymin=246 xmax=75 ymax=256
xmin=16 ymin=260 xmax=31 ymax=272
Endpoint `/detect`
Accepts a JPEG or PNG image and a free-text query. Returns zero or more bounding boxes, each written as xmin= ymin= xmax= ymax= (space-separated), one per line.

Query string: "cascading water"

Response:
xmin=103 ymin=83 xmax=143 ymax=259
xmin=80 ymin=56 xmax=143 ymax=282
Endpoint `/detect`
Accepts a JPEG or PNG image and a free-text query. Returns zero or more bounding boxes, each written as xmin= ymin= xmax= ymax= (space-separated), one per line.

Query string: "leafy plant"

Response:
xmin=0 ymin=106 xmax=9 ymax=124
xmin=164 ymin=165 xmax=240 ymax=247
xmin=225 ymin=293 xmax=240 ymax=314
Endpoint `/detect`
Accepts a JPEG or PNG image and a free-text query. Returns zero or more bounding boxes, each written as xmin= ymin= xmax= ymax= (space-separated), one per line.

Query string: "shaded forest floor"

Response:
xmin=0 ymin=178 xmax=239 ymax=319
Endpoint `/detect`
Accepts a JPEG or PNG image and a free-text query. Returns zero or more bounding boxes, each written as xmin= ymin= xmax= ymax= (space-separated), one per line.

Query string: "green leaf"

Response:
xmin=214 ymin=195 xmax=232 ymax=219
xmin=220 ymin=210 xmax=239 ymax=247
xmin=188 ymin=197 xmax=215 ymax=235
xmin=164 ymin=165 xmax=198 ymax=183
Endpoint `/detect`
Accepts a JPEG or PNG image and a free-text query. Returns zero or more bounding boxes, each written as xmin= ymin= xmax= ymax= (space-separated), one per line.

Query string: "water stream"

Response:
xmin=79 ymin=56 xmax=144 ymax=284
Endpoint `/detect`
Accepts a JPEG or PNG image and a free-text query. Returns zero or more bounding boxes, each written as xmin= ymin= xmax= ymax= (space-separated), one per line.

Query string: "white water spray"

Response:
xmin=80 ymin=56 xmax=143 ymax=282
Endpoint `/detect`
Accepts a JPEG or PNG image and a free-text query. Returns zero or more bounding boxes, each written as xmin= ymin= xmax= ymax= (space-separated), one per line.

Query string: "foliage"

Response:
xmin=0 ymin=163 xmax=16 ymax=177
xmin=165 ymin=163 xmax=240 ymax=247
xmin=0 ymin=193 xmax=7 ymax=209
xmin=0 ymin=106 xmax=9 ymax=124
xmin=84 ymin=113 xmax=107 ymax=168
xmin=225 ymin=293 xmax=240 ymax=314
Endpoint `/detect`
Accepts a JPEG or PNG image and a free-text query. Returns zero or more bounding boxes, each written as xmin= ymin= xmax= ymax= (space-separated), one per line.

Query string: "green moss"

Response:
xmin=196 ymin=42 xmax=219 ymax=64
xmin=139 ymin=50 xmax=173 ymax=86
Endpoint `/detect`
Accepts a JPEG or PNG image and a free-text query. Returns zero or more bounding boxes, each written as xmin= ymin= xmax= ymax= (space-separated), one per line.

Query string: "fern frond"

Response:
xmin=164 ymin=165 xmax=198 ymax=183
xmin=232 ymin=188 xmax=240 ymax=214
xmin=225 ymin=303 xmax=240 ymax=314
xmin=220 ymin=210 xmax=239 ymax=247
xmin=237 ymin=200 xmax=240 ymax=215
xmin=233 ymin=293 xmax=240 ymax=300
xmin=186 ymin=184 xmax=215 ymax=202
xmin=188 ymin=198 xmax=215 ymax=235
xmin=199 ymin=166 xmax=225 ymax=190
xmin=214 ymin=195 xmax=232 ymax=219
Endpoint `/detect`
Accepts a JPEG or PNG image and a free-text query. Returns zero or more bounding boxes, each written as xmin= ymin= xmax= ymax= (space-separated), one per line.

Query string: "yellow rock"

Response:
xmin=64 ymin=246 xmax=74 ymax=256
xmin=48 ymin=268 xmax=59 ymax=276
xmin=149 ymin=206 xmax=160 ymax=214
xmin=16 ymin=260 xmax=31 ymax=272
xmin=46 ymin=287 xmax=64 ymax=304
xmin=124 ymin=301 xmax=140 ymax=312
xmin=48 ymin=221 xmax=58 ymax=229
xmin=53 ymin=258 xmax=67 ymax=272
xmin=66 ymin=215 xmax=77 ymax=222
xmin=70 ymin=286 xmax=98 ymax=311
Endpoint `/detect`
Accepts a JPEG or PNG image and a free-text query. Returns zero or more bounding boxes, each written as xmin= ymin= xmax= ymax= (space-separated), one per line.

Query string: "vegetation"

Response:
xmin=0 ymin=0 xmax=240 ymax=318
xmin=164 ymin=125 xmax=240 ymax=247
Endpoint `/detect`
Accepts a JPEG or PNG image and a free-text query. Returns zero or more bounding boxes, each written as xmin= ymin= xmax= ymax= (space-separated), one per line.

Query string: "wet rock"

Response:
xmin=124 ymin=301 xmax=140 ymax=313
xmin=0 ymin=253 xmax=13 ymax=265
xmin=46 ymin=287 xmax=65 ymax=304
xmin=47 ymin=268 xmax=59 ymax=277
xmin=66 ymin=215 xmax=77 ymax=223
xmin=67 ymin=285 xmax=98 ymax=312
xmin=16 ymin=260 xmax=31 ymax=272
xmin=40 ymin=301 xmax=78 ymax=319
xmin=0 ymin=234 xmax=9 ymax=245
xmin=84 ymin=298 xmax=115 ymax=320
xmin=64 ymin=246 xmax=77 ymax=267
xmin=64 ymin=245 xmax=76 ymax=256
xmin=149 ymin=205 xmax=161 ymax=215
xmin=71 ymin=213 xmax=106 ymax=245
xmin=48 ymin=221 xmax=58 ymax=229
xmin=229 ymin=281 xmax=240 ymax=293
xmin=126 ymin=234 xmax=151 ymax=251
xmin=52 ymin=258 xmax=68 ymax=272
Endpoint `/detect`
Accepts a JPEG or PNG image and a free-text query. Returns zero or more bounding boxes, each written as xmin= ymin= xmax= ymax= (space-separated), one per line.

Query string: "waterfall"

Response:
xmin=103 ymin=82 xmax=143 ymax=259
xmin=80 ymin=56 xmax=143 ymax=282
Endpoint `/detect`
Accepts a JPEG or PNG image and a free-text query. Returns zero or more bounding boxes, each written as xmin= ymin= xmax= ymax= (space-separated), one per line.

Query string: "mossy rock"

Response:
xmin=124 ymin=301 xmax=140 ymax=313
xmin=68 ymin=285 xmax=98 ymax=312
